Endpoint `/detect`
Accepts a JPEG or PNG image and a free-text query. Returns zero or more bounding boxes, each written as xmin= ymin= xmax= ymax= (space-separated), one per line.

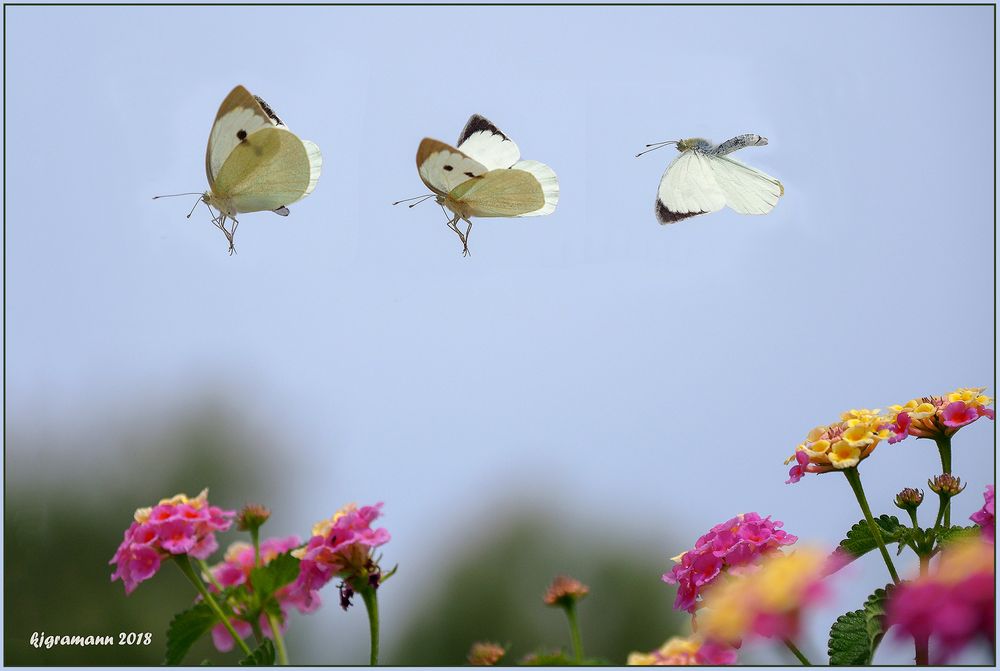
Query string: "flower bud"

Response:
xmin=543 ymin=575 xmax=589 ymax=608
xmin=894 ymin=488 xmax=925 ymax=511
xmin=929 ymin=474 xmax=966 ymax=497
xmin=468 ymin=642 xmax=506 ymax=666
xmin=236 ymin=503 xmax=271 ymax=532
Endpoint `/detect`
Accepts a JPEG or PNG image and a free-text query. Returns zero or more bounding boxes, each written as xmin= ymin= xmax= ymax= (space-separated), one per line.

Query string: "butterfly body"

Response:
xmin=649 ymin=133 xmax=782 ymax=225
xmin=198 ymin=85 xmax=322 ymax=252
xmin=414 ymin=115 xmax=558 ymax=255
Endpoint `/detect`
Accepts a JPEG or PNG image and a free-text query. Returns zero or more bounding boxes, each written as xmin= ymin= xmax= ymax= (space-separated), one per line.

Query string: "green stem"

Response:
xmin=563 ymin=603 xmax=584 ymax=663
xmin=266 ymin=612 xmax=290 ymax=665
xmin=782 ymin=638 xmax=812 ymax=665
xmin=843 ymin=468 xmax=900 ymax=584
xmin=251 ymin=527 xmax=261 ymax=568
xmin=913 ymin=555 xmax=931 ymax=665
xmin=197 ymin=558 xmax=225 ymax=592
xmin=174 ymin=555 xmax=253 ymax=657
xmin=935 ymin=436 xmax=953 ymax=527
xmin=359 ymin=586 xmax=380 ymax=665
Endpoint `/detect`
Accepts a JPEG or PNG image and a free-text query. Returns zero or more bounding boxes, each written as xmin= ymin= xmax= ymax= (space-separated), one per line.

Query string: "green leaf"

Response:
xmin=239 ymin=639 xmax=276 ymax=666
xmin=249 ymin=552 xmax=300 ymax=599
xmin=830 ymin=515 xmax=910 ymax=570
xmin=165 ymin=603 xmax=218 ymax=665
xmin=933 ymin=524 xmax=981 ymax=546
xmin=828 ymin=584 xmax=893 ymax=665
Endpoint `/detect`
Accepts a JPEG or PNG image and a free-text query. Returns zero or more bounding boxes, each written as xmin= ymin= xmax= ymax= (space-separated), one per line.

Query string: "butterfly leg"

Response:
xmin=445 ymin=213 xmax=468 ymax=255
xmin=460 ymin=218 xmax=473 ymax=257
xmin=211 ymin=213 xmax=239 ymax=255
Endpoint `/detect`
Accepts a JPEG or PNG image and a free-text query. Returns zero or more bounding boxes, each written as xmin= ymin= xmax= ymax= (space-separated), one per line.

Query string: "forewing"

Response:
xmin=417 ymin=138 xmax=488 ymax=196
xmin=212 ymin=126 xmax=311 ymax=213
xmin=206 ymin=86 xmax=278 ymax=187
xmin=456 ymin=114 xmax=521 ymax=169
xmin=302 ymin=139 xmax=322 ymax=196
xmin=510 ymin=160 xmax=558 ymax=217
xmin=655 ymin=151 xmax=726 ymax=225
xmin=449 ymin=169 xmax=545 ymax=218
xmin=709 ymin=155 xmax=784 ymax=215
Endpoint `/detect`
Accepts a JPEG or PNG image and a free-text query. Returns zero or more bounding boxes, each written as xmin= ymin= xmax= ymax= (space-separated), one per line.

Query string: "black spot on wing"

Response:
xmin=237 ymin=129 xmax=247 ymax=141
xmin=456 ymin=114 xmax=509 ymax=146
xmin=464 ymin=171 xmax=476 ymax=178
xmin=656 ymin=199 xmax=705 ymax=225
xmin=443 ymin=165 xmax=454 ymax=171
xmin=253 ymin=95 xmax=284 ymax=126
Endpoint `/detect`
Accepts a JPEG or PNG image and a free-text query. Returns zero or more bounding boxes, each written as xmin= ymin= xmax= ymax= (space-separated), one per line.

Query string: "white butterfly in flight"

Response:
xmin=638 ymin=134 xmax=783 ymax=224
xmin=401 ymin=114 xmax=559 ymax=256
xmin=156 ymin=85 xmax=322 ymax=254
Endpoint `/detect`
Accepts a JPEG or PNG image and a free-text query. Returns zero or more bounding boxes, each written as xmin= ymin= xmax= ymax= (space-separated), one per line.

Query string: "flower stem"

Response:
xmin=173 ymin=555 xmax=253 ymax=657
xmin=359 ymin=586 xmax=380 ymax=665
xmin=913 ymin=554 xmax=931 ymax=665
xmin=563 ymin=603 xmax=584 ymax=663
xmin=266 ymin=612 xmax=290 ymax=665
xmin=843 ymin=468 xmax=900 ymax=584
xmin=783 ymin=638 xmax=812 ymax=665
xmin=934 ymin=436 xmax=953 ymax=527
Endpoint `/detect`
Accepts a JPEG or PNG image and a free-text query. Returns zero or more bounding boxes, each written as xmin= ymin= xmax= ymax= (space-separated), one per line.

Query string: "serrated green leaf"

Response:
xmin=239 ymin=639 xmax=276 ymax=666
xmin=249 ymin=552 xmax=300 ymax=598
xmin=829 ymin=515 xmax=910 ymax=571
xmin=933 ymin=525 xmax=981 ymax=546
xmin=165 ymin=603 xmax=218 ymax=665
xmin=828 ymin=584 xmax=892 ymax=665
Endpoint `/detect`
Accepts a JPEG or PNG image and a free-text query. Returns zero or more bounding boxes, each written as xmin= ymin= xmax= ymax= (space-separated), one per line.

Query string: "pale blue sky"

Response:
xmin=5 ymin=4 xmax=994 ymax=664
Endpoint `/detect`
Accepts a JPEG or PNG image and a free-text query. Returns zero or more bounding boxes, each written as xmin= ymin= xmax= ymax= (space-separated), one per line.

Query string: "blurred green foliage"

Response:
xmin=386 ymin=517 xmax=685 ymax=665
xmin=4 ymin=405 xmax=271 ymax=665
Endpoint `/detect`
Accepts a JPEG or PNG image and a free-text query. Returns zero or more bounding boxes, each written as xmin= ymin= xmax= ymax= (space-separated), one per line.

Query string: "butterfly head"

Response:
xmin=677 ymin=138 xmax=713 ymax=153
xmin=203 ymin=191 xmax=238 ymax=218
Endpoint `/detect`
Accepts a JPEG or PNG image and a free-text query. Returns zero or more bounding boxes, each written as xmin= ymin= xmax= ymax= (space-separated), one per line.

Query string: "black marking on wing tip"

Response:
xmin=656 ymin=200 xmax=704 ymax=225
xmin=253 ymin=95 xmax=284 ymax=126
xmin=456 ymin=114 xmax=509 ymax=146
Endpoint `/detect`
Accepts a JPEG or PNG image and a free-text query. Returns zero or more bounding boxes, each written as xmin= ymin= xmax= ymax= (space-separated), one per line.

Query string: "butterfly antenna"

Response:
xmin=392 ymin=194 xmax=435 ymax=208
xmin=635 ymin=141 xmax=677 ymax=158
xmin=152 ymin=192 xmax=204 ymax=200
xmin=185 ymin=196 xmax=203 ymax=219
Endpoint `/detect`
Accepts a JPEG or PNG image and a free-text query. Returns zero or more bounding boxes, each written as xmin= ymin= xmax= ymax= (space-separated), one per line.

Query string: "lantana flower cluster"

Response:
xmin=208 ymin=536 xmax=317 ymax=652
xmin=886 ymin=388 xmax=994 ymax=444
xmin=662 ymin=513 xmax=797 ymax=613
xmin=290 ymin=502 xmax=390 ymax=609
xmin=970 ymin=485 xmax=994 ymax=543
xmin=110 ymin=489 xmax=235 ymax=594
xmin=697 ymin=548 xmax=831 ymax=646
xmin=627 ymin=636 xmax=738 ymax=666
xmin=785 ymin=409 xmax=891 ymax=483
xmin=886 ymin=539 xmax=995 ymax=663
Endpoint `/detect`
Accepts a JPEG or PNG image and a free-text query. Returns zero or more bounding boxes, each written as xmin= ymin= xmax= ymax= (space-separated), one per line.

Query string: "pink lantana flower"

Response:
xmin=289 ymin=503 xmax=390 ymax=610
xmin=110 ymin=489 xmax=234 ymax=594
xmin=627 ymin=636 xmax=738 ymax=665
xmin=662 ymin=513 xmax=797 ymax=613
xmin=970 ymin=485 xmax=995 ymax=543
xmin=886 ymin=388 xmax=994 ymax=444
xmin=207 ymin=536 xmax=317 ymax=652
xmin=886 ymin=539 xmax=994 ymax=663
xmin=697 ymin=548 xmax=832 ymax=647
xmin=785 ymin=408 xmax=891 ymax=483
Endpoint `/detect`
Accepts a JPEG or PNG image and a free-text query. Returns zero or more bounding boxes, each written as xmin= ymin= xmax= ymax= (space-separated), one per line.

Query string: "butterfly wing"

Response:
xmin=509 ymin=160 xmax=558 ymax=216
xmin=417 ymin=138 xmax=489 ymax=196
xmin=655 ymin=151 xmax=726 ymax=225
xmin=708 ymin=155 xmax=783 ymax=215
xmin=205 ymin=86 xmax=278 ymax=189
xmin=211 ymin=126 xmax=313 ymax=214
xmin=455 ymin=114 xmax=521 ymax=170
xmin=449 ymin=168 xmax=545 ymax=217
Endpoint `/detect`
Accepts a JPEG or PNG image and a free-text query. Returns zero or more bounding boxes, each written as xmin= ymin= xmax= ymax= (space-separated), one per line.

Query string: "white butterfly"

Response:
xmin=158 ymin=85 xmax=322 ymax=254
xmin=410 ymin=114 xmax=559 ymax=256
xmin=638 ymin=134 xmax=783 ymax=225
